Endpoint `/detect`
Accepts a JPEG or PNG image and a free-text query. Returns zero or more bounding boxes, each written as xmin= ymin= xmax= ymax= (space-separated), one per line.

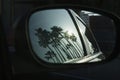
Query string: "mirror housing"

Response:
xmin=15 ymin=5 xmax=120 ymax=69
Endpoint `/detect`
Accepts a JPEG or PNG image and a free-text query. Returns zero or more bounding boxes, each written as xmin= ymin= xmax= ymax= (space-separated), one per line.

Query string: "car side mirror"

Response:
xmin=18 ymin=5 xmax=119 ymax=67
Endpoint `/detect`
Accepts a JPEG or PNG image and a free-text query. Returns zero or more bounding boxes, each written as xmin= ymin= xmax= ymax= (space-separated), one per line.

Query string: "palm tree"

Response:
xmin=35 ymin=26 xmax=83 ymax=63
xmin=51 ymin=26 xmax=72 ymax=61
xmin=45 ymin=51 xmax=56 ymax=63
xmin=50 ymin=36 xmax=67 ymax=62
xmin=52 ymin=36 xmax=73 ymax=60
xmin=51 ymin=51 xmax=61 ymax=63
xmin=51 ymin=26 xmax=82 ymax=60
xmin=35 ymin=27 xmax=66 ymax=63
xmin=64 ymin=31 xmax=79 ymax=58
xmin=51 ymin=44 xmax=65 ymax=62
xmin=35 ymin=28 xmax=58 ymax=62
xmin=69 ymin=33 xmax=84 ymax=57
xmin=35 ymin=28 xmax=51 ymax=48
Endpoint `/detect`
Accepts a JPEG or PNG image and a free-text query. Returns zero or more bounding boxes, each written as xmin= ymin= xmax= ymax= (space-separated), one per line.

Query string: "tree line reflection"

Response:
xmin=35 ymin=26 xmax=86 ymax=63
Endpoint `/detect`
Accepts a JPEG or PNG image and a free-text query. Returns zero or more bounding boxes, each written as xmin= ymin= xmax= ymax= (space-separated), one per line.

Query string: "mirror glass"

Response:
xmin=28 ymin=9 xmax=116 ymax=63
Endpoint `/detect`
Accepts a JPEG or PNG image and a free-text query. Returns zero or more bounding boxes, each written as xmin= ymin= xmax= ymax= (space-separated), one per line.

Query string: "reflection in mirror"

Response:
xmin=28 ymin=9 xmax=116 ymax=64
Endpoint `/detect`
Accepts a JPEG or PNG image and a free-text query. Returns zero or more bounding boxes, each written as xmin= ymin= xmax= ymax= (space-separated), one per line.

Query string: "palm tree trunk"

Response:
xmin=55 ymin=46 xmax=66 ymax=62
xmin=70 ymin=44 xmax=79 ymax=58
xmin=59 ymin=40 xmax=74 ymax=59
xmin=59 ymin=33 xmax=79 ymax=58
xmin=53 ymin=46 xmax=64 ymax=63
xmin=51 ymin=38 xmax=66 ymax=62
xmin=56 ymin=39 xmax=72 ymax=60
xmin=47 ymin=45 xmax=61 ymax=63
xmin=70 ymin=40 xmax=83 ymax=57
xmin=58 ymin=45 xmax=70 ymax=60
xmin=76 ymin=42 xmax=84 ymax=57
xmin=65 ymin=39 xmax=79 ymax=58
xmin=73 ymin=43 xmax=83 ymax=57
xmin=54 ymin=55 xmax=61 ymax=63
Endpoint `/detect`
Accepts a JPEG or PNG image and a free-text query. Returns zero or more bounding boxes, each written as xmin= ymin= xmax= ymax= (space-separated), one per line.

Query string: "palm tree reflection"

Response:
xmin=35 ymin=26 xmax=95 ymax=63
